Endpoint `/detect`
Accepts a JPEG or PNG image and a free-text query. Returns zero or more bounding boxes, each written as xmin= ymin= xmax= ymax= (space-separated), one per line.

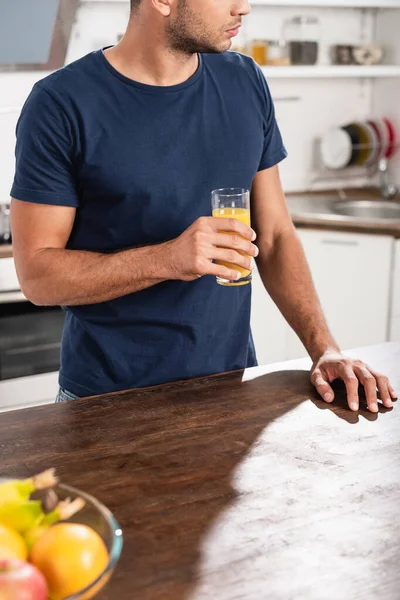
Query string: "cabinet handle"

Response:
xmin=273 ymin=96 xmax=301 ymax=103
xmin=321 ymin=239 xmax=359 ymax=247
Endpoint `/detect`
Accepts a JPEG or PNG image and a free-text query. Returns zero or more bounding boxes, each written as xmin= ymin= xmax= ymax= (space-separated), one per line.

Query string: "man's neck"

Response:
xmin=103 ymin=25 xmax=199 ymax=87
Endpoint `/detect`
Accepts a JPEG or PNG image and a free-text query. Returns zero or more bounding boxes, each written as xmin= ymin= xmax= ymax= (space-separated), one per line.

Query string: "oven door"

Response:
xmin=0 ymin=301 xmax=65 ymax=381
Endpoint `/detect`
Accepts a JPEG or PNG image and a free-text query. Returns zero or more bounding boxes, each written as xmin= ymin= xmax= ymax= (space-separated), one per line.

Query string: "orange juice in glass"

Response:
xmin=211 ymin=188 xmax=252 ymax=287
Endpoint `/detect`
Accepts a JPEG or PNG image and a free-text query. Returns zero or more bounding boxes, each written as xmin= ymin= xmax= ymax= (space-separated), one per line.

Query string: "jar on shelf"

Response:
xmin=231 ymin=45 xmax=248 ymax=55
xmin=250 ymin=40 xmax=268 ymax=66
xmin=266 ymin=40 xmax=290 ymax=66
xmin=283 ymin=16 xmax=320 ymax=66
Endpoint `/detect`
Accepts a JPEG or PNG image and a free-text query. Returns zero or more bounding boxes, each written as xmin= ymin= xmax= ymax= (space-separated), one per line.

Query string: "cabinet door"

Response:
xmin=251 ymin=267 xmax=287 ymax=365
xmin=390 ymin=318 xmax=400 ymax=342
xmin=391 ymin=240 xmax=400 ymax=318
xmin=390 ymin=240 xmax=400 ymax=341
xmin=0 ymin=257 xmax=20 ymax=292
xmin=286 ymin=230 xmax=393 ymax=358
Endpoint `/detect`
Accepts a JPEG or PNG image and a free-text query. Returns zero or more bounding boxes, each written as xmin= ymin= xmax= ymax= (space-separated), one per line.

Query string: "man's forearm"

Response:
xmin=20 ymin=243 xmax=171 ymax=306
xmin=256 ymin=227 xmax=340 ymax=362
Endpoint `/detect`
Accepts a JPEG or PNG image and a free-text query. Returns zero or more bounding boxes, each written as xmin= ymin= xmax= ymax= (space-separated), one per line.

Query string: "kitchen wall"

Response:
xmin=0 ymin=1 xmax=398 ymax=204
xmin=0 ymin=72 xmax=51 ymax=206
xmin=373 ymin=9 xmax=400 ymax=186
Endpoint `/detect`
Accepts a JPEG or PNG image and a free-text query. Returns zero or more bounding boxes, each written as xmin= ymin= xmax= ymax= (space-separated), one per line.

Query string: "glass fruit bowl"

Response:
xmin=48 ymin=484 xmax=123 ymax=600
xmin=0 ymin=477 xmax=123 ymax=600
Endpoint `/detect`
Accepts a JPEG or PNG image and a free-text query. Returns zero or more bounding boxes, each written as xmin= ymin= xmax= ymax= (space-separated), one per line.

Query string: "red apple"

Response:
xmin=0 ymin=559 xmax=48 ymax=600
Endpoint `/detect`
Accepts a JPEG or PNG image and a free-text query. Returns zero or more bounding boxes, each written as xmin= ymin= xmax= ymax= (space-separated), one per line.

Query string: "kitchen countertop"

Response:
xmin=1 ymin=342 xmax=399 ymax=600
xmin=0 ymin=244 xmax=12 ymax=259
xmin=287 ymin=189 xmax=400 ymax=237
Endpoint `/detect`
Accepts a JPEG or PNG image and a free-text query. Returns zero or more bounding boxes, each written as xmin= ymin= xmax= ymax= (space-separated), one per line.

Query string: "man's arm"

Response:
xmin=11 ymin=200 xmax=169 ymax=306
xmin=251 ymin=165 xmax=396 ymax=412
xmin=10 ymin=198 xmax=257 ymax=306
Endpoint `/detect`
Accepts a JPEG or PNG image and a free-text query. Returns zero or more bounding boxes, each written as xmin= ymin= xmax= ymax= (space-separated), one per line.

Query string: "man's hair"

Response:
xmin=130 ymin=0 xmax=142 ymax=13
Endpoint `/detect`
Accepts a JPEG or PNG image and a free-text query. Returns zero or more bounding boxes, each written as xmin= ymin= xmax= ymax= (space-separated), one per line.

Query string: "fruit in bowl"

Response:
xmin=0 ymin=523 xmax=28 ymax=561
xmin=0 ymin=559 xmax=48 ymax=600
xmin=0 ymin=471 xmax=123 ymax=599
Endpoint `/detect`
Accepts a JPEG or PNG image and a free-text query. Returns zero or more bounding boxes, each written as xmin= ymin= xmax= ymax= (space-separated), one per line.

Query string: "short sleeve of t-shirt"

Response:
xmin=252 ymin=62 xmax=288 ymax=172
xmin=11 ymin=83 xmax=79 ymax=207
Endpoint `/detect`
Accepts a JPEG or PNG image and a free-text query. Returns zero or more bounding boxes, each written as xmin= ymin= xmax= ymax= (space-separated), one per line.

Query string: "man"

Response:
xmin=10 ymin=0 xmax=396 ymax=411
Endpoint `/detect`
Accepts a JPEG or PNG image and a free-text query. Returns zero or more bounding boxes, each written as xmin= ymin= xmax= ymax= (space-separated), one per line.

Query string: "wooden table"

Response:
xmin=1 ymin=342 xmax=399 ymax=600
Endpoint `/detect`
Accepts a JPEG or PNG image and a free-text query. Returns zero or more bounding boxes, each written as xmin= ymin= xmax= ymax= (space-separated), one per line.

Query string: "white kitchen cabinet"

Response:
xmin=285 ymin=229 xmax=394 ymax=358
xmin=391 ymin=239 xmax=400 ymax=317
xmin=0 ymin=257 xmax=20 ymax=292
xmin=251 ymin=267 xmax=288 ymax=365
xmin=390 ymin=318 xmax=400 ymax=341
xmin=389 ymin=240 xmax=400 ymax=341
xmin=0 ymin=372 xmax=58 ymax=412
xmin=251 ymin=229 xmax=394 ymax=364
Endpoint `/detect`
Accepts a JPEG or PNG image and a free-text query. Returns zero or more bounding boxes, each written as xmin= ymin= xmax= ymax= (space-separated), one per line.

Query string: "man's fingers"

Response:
xmin=341 ymin=365 xmax=360 ymax=412
xmin=212 ymin=248 xmax=254 ymax=272
xmin=213 ymin=232 xmax=259 ymax=257
xmin=211 ymin=216 xmax=256 ymax=241
xmin=311 ymin=371 xmax=335 ymax=403
xmin=368 ymin=370 xmax=395 ymax=408
xmin=207 ymin=262 xmax=241 ymax=282
xmin=353 ymin=366 xmax=379 ymax=412
xmin=312 ymin=353 xmax=396 ymax=414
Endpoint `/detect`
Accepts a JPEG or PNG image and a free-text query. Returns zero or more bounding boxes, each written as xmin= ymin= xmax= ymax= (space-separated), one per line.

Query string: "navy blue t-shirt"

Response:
xmin=11 ymin=49 xmax=287 ymax=397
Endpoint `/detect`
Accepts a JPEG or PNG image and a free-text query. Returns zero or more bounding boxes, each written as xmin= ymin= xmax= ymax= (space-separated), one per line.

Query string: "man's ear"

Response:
xmin=151 ymin=0 xmax=175 ymax=17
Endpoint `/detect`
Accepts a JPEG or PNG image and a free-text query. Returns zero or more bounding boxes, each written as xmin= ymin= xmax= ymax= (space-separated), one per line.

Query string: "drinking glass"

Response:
xmin=211 ymin=188 xmax=252 ymax=287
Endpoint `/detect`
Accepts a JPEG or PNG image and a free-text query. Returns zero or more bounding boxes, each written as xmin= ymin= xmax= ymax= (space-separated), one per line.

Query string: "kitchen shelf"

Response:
xmin=82 ymin=0 xmax=129 ymax=3
xmin=251 ymin=0 xmax=400 ymax=7
xmin=261 ymin=65 xmax=400 ymax=78
xmin=82 ymin=0 xmax=400 ymax=6
xmin=83 ymin=0 xmax=400 ymax=4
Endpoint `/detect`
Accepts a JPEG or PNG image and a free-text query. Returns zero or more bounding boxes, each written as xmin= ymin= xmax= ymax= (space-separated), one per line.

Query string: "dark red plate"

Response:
xmin=383 ymin=117 xmax=397 ymax=159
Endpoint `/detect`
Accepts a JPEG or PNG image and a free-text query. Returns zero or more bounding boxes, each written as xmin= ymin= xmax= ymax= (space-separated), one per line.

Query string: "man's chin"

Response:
xmin=200 ymin=41 xmax=232 ymax=54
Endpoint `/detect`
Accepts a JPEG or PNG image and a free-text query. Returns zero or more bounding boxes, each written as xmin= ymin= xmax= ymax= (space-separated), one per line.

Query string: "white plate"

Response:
xmin=321 ymin=128 xmax=352 ymax=170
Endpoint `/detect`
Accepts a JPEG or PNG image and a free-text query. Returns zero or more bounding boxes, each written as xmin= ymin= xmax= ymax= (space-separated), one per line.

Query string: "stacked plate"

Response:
xmin=321 ymin=118 xmax=397 ymax=170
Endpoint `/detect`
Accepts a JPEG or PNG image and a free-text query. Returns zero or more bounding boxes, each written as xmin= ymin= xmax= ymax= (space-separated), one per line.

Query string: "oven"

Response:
xmin=0 ymin=300 xmax=64 ymax=381
xmin=0 ymin=255 xmax=64 ymax=410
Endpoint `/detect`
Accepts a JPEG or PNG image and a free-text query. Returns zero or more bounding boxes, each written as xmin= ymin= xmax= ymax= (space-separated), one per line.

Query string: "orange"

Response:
xmin=30 ymin=523 xmax=108 ymax=600
xmin=0 ymin=523 xmax=28 ymax=560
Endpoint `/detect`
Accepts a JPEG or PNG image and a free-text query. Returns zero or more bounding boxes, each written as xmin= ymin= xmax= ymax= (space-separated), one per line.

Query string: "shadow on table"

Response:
xmin=101 ymin=369 xmax=309 ymax=599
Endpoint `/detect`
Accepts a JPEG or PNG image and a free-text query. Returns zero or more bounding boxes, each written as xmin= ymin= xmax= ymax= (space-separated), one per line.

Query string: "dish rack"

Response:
xmin=311 ymin=137 xmax=399 ymax=185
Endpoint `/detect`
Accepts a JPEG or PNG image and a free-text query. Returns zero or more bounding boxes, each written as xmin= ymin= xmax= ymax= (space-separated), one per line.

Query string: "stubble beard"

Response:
xmin=166 ymin=0 xmax=230 ymax=55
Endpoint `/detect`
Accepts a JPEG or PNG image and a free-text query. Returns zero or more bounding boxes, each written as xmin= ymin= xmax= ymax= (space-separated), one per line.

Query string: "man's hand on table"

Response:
xmin=310 ymin=350 xmax=397 ymax=412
